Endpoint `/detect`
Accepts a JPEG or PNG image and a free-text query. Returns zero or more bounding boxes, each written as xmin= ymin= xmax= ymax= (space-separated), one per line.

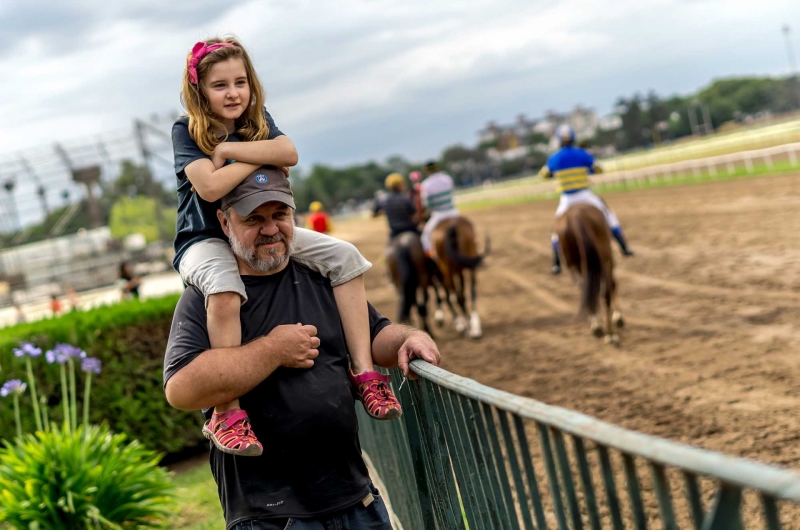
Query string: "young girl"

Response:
xmin=172 ymin=37 xmax=401 ymax=457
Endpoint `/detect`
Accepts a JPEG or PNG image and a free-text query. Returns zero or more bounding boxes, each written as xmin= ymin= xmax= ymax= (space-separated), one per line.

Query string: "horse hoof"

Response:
xmin=468 ymin=329 xmax=483 ymax=339
xmin=455 ymin=316 xmax=468 ymax=333
xmin=604 ymin=334 xmax=620 ymax=346
xmin=613 ymin=311 xmax=625 ymax=328
xmin=434 ymin=309 xmax=445 ymax=327
xmin=591 ymin=325 xmax=604 ymax=338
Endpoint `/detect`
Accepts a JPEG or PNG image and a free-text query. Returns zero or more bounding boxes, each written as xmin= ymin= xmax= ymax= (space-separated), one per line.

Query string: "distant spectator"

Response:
xmin=305 ymin=201 xmax=333 ymax=234
xmin=119 ymin=262 xmax=142 ymax=300
xmin=65 ymin=286 xmax=80 ymax=312
xmin=13 ymin=302 xmax=25 ymax=324
xmin=50 ymin=295 xmax=62 ymax=317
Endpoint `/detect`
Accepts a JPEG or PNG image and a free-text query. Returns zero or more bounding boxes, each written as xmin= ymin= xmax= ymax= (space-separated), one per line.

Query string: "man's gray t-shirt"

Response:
xmin=163 ymin=260 xmax=390 ymax=528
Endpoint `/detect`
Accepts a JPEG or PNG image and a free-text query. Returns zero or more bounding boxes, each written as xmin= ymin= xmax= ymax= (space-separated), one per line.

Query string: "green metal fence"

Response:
xmin=358 ymin=361 xmax=800 ymax=530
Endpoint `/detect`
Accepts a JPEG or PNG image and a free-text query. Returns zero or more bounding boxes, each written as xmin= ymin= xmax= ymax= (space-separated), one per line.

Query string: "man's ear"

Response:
xmin=217 ymin=209 xmax=231 ymax=237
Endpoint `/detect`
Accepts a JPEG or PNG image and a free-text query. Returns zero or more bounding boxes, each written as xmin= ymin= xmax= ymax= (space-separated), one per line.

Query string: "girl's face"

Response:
xmin=201 ymin=57 xmax=250 ymax=130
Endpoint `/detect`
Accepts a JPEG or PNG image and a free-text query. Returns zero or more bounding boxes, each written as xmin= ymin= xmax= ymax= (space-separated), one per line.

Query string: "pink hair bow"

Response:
xmin=187 ymin=42 xmax=235 ymax=84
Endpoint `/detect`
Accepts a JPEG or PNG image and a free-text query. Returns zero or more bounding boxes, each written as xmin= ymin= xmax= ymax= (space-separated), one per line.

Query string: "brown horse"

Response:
xmin=384 ymin=232 xmax=433 ymax=335
xmin=555 ymin=203 xmax=624 ymax=344
xmin=430 ymin=216 xmax=488 ymax=339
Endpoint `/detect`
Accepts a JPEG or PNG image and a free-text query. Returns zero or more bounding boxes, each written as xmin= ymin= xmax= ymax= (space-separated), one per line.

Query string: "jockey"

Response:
xmin=541 ymin=125 xmax=633 ymax=275
xmin=420 ymin=161 xmax=459 ymax=256
xmin=373 ymin=173 xmax=420 ymax=239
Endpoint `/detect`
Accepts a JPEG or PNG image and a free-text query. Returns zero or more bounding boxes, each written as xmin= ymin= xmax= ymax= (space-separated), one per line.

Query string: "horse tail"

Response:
xmin=571 ymin=212 xmax=602 ymax=317
xmin=396 ymin=244 xmax=418 ymax=323
xmin=445 ymin=225 xmax=484 ymax=269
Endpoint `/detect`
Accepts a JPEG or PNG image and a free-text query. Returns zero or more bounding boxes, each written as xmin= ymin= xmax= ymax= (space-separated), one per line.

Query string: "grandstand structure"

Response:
xmin=0 ymin=115 xmax=177 ymax=307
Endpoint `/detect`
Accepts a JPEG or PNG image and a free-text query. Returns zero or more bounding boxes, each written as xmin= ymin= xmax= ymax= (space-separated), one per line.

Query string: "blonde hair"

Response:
xmin=180 ymin=37 xmax=269 ymax=155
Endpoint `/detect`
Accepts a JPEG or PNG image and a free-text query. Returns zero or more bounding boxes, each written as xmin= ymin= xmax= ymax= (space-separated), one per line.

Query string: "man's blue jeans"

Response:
xmin=231 ymin=483 xmax=392 ymax=530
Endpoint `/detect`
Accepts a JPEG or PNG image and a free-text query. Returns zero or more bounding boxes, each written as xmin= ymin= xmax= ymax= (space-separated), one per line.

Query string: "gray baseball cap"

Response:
xmin=221 ymin=166 xmax=296 ymax=216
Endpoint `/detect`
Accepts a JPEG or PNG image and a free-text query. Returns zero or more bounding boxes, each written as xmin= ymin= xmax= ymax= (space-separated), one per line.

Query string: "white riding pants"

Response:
xmin=554 ymin=189 xmax=620 ymax=229
xmin=421 ymin=209 xmax=460 ymax=252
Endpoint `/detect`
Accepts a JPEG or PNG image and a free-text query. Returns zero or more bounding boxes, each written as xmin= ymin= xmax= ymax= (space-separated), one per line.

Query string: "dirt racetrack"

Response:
xmin=340 ymin=173 xmax=800 ymax=471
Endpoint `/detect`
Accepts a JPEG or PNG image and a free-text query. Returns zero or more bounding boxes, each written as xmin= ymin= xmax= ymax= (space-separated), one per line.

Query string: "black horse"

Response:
xmin=385 ymin=232 xmax=434 ymax=335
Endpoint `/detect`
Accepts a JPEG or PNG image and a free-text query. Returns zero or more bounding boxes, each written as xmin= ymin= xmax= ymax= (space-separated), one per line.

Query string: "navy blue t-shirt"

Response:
xmin=171 ymin=109 xmax=284 ymax=270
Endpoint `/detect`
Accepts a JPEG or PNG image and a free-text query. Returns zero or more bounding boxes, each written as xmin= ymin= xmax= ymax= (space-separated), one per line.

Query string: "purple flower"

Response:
xmin=81 ymin=357 xmax=102 ymax=375
xmin=0 ymin=379 xmax=27 ymax=397
xmin=45 ymin=343 xmax=85 ymax=364
xmin=13 ymin=342 xmax=41 ymax=358
xmin=45 ymin=349 xmax=63 ymax=364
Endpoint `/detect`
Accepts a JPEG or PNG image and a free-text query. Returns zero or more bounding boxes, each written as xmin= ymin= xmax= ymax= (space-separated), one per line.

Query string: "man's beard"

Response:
xmin=229 ymin=230 xmax=295 ymax=273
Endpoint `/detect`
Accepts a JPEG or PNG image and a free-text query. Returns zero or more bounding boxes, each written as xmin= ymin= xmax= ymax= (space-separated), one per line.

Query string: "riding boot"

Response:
xmin=551 ymin=242 xmax=562 ymax=275
xmin=611 ymin=227 xmax=634 ymax=256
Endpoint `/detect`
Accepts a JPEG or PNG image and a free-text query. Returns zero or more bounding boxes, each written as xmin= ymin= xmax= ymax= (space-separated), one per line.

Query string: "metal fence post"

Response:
xmin=398 ymin=376 xmax=437 ymax=529
xmin=789 ymin=146 xmax=798 ymax=168
xmin=700 ymin=485 xmax=743 ymax=530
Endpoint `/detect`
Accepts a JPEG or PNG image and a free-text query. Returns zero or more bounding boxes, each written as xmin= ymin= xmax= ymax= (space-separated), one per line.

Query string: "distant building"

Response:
xmin=599 ymin=114 xmax=623 ymax=131
xmin=478 ymin=106 xmax=599 ymax=155
xmin=478 ymin=121 xmax=503 ymax=145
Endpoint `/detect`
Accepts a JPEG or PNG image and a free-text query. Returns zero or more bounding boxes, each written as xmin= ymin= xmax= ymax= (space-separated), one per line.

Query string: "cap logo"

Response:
xmin=255 ymin=174 xmax=268 ymax=184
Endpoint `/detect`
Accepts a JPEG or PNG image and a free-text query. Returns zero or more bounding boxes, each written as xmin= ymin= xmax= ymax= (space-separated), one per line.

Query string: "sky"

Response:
xmin=2 ymin=0 xmax=800 ymax=173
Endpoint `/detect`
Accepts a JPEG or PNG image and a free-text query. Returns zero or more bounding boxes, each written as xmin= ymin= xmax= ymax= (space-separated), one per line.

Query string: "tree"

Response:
xmin=108 ymin=197 xmax=176 ymax=243
xmin=442 ymin=145 xmax=486 ymax=165
xmin=101 ymin=160 xmax=176 ymax=207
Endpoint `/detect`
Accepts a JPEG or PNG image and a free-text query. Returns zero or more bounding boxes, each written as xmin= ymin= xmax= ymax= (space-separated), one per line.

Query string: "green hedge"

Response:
xmin=0 ymin=295 xmax=206 ymax=457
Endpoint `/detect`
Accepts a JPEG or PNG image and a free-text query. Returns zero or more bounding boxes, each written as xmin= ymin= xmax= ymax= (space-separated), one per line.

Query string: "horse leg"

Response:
xmin=397 ymin=266 xmax=411 ymax=324
xmin=397 ymin=280 xmax=414 ymax=326
xmin=430 ymin=278 xmax=446 ymax=327
xmin=417 ymin=284 xmax=433 ymax=336
xmin=438 ymin=262 xmax=460 ymax=323
xmin=453 ymin=270 xmax=469 ymax=334
xmin=467 ymin=269 xmax=482 ymax=339
xmin=606 ymin=272 xmax=622 ymax=345
xmin=589 ymin=313 xmax=603 ymax=338
xmin=443 ymin=269 xmax=466 ymax=333
xmin=611 ymin=273 xmax=624 ymax=329
xmin=603 ymin=283 xmax=619 ymax=346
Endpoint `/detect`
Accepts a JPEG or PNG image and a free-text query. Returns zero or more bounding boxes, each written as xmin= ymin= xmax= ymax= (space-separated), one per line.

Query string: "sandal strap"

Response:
xmin=350 ymin=370 xmax=389 ymax=386
xmin=212 ymin=409 xmax=250 ymax=429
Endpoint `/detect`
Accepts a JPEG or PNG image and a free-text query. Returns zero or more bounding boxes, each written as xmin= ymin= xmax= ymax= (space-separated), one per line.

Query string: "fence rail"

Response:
xmin=358 ymin=360 xmax=800 ymax=529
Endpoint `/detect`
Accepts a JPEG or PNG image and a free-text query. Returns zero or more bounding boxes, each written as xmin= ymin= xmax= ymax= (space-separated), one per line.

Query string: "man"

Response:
xmin=305 ymin=201 xmax=332 ymax=234
xmin=372 ymin=173 xmax=420 ymax=240
xmin=540 ymin=125 xmax=634 ymax=275
xmin=163 ymin=167 xmax=440 ymax=529
xmin=419 ymin=161 xmax=459 ymax=257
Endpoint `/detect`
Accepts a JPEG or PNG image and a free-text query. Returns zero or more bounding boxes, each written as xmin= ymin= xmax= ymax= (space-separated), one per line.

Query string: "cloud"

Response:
xmin=1 ymin=0 xmax=799 ymax=191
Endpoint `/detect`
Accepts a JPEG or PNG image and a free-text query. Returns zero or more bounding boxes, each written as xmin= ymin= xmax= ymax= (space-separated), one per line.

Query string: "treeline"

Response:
xmin=595 ymin=76 xmax=800 ymax=150
xmin=289 ymin=146 xmax=548 ymax=213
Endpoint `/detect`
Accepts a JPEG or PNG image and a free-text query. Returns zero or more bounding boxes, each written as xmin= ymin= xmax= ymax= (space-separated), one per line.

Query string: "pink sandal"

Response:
xmin=202 ymin=409 xmax=263 ymax=457
xmin=350 ymin=370 xmax=403 ymax=420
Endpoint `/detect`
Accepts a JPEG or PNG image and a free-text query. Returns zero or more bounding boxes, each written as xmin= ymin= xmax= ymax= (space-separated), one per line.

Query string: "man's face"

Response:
xmin=218 ymin=201 xmax=295 ymax=273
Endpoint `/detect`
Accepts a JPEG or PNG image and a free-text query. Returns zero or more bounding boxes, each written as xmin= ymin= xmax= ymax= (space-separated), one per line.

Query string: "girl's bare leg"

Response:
xmin=333 ymin=275 xmax=373 ymax=374
xmin=207 ymin=292 xmax=242 ymax=412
